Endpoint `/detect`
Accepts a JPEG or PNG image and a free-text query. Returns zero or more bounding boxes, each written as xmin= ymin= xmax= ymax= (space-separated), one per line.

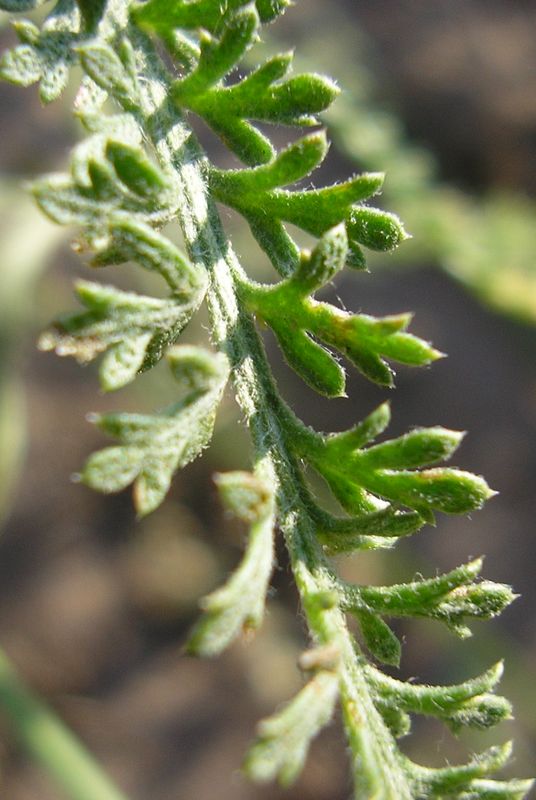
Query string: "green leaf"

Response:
xmin=356 ymin=427 xmax=464 ymax=470
xmin=172 ymin=24 xmax=339 ymax=165
xmin=347 ymin=206 xmax=410 ymax=252
xmin=244 ymin=670 xmax=339 ymax=786
xmin=211 ymin=132 xmax=329 ymax=194
xmin=92 ymin=219 xmax=201 ymax=295
xmin=82 ymin=347 xmax=229 ymax=515
xmin=354 ymin=608 xmax=401 ymax=667
xmin=242 ymin=234 xmax=441 ymax=395
xmin=174 ymin=6 xmax=259 ymax=97
xmin=412 ymin=743 xmax=513 ymax=795
xmin=255 ymin=0 xmax=290 ymax=22
xmin=345 ymin=559 xmax=517 ymax=637
xmin=367 ymin=468 xmax=495 ymax=515
xmin=293 ymin=221 xmax=348 ymax=292
xmin=105 ymin=141 xmax=169 ymax=197
xmin=39 ymin=277 xmax=206 ymax=391
xmin=377 ymin=704 xmax=411 ymax=738
xmin=186 ymin=471 xmax=274 ymax=656
xmin=134 ymin=0 xmax=289 ymax=34
xmin=367 ymin=660 xmax=512 ymax=732
xmin=315 ymin=507 xmax=424 ymax=554
xmin=77 ymin=40 xmax=140 ymax=110
xmin=274 ymin=328 xmax=346 ymax=398
xmin=291 ymin=402 xmax=494 ymax=520
xmin=0 ymin=0 xmax=81 ymax=103
xmin=327 ymin=401 xmax=391 ymax=452
xmin=211 ymin=165 xmax=386 ymax=265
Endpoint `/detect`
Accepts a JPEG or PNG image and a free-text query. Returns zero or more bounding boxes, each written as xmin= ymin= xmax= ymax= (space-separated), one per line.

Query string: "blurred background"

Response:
xmin=0 ymin=1 xmax=535 ymax=797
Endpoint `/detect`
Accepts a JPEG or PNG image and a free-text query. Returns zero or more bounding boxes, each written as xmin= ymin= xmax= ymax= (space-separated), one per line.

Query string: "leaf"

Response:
xmin=105 ymin=141 xmax=170 ymax=198
xmin=298 ymin=406 xmax=495 ymax=518
xmin=77 ymin=39 xmax=140 ymax=110
xmin=174 ymin=37 xmax=339 ymax=165
xmin=354 ymin=608 xmax=401 ymax=667
xmin=412 ymin=743 xmax=514 ymax=796
xmin=345 ymin=559 xmax=517 ymax=641
xmin=242 ymin=228 xmax=441 ymax=396
xmin=244 ymin=670 xmax=339 ymax=786
xmin=366 ymin=468 xmax=495 ymax=516
xmin=315 ymin=507 xmax=424 ymax=554
xmin=356 ymin=427 xmax=464 ymax=470
xmin=292 ymin=220 xmax=348 ymax=292
xmin=174 ymin=6 xmax=259 ymax=97
xmin=39 ymin=277 xmax=206 ymax=391
xmin=92 ymin=218 xmax=201 ymax=294
xmin=275 ymin=328 xmax=346 ymax=398
xmin=211 ymin=158 xmax=388 ymax=265
xmin=366 ymin=660 xmax=511 ymax=732
xmin=82 ymin=346 xmax=229 ymax=515
xmin=134 ymin=0 xmax=290 ymax=36
xmin=0 ymin=0 xmax=81 ymax=103
xmin=327 ymin=401 xmax=391 ymax=452
xmin=187 ymin=471 xmax=275 ymax=656
xmin=211 ymin=131 xmax=329 ymax=195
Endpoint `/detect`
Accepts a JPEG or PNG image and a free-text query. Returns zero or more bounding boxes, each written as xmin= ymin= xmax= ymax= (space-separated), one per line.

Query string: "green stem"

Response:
xmin=129 ymin=22 xmax=414 ymax=800
xmin=0 ymin=649 xmax=128 ymax=800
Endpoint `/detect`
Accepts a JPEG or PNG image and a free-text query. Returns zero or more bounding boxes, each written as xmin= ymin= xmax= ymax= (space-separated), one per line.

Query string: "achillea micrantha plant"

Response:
xmin=0 ymin=1 xmax=533 ymax=798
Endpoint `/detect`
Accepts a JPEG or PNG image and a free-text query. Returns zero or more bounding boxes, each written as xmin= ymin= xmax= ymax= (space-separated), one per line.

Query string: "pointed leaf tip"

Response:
xmin=356 ymin=608 xmax=401 ymax=666
xmin=244 ymin=671 xmax=338 ymax=786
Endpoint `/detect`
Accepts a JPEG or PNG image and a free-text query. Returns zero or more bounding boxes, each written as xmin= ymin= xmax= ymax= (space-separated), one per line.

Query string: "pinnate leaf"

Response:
xmin=83 ymin=347 xmax=229 ymax=515
xmin=243 ymin=227 xmax=440 ymax=395
xmin=134 ymin=0 xmax=290 ymax=36
xmin=39 ymin=277 xmax=206 ymax=391
xmin=0 ymin=0 xmax=81 ymax=103
xmin=187 ymin=471 xmax=275 ymax=656
xmin=244 ymin=670 xmax=339 ymax=786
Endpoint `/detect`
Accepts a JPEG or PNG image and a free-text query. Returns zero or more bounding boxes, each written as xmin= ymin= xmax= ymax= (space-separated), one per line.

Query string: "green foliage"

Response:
xmin=187 ymin=470 xmax=275 ymax=656
xmin=0 ymin=0 xmax=83 ymax=103
xmin=0 ymin=1 xmax=532 ymax=799
xmin=244 ymin=668 xmax=339 ymax=785
xmin=82 ymin=346 xmax=229 ymax=516
xmin=240 ymin=225 xmax=440 ymax=394
xmin=39 ymin=278 xmax=205 ymax=390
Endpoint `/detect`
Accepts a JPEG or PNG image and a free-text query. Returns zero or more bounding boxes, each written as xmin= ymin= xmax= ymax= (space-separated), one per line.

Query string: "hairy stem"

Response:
xmin=130 ymin=23 xmax=412 ymax=799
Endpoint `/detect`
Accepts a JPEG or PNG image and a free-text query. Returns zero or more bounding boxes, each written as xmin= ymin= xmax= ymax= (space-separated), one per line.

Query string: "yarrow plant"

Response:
xmin=0 ymin=1 xmax=533 ymax=798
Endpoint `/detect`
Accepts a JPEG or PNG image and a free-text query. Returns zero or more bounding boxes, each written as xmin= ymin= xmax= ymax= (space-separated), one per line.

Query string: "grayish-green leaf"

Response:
xmin=244 ymin=670 xmax=339 ymax=786
xmin=187 ymin=471 xmax=275 ymax=656
xmin=83 ymin=347 xmax=229 ymax=515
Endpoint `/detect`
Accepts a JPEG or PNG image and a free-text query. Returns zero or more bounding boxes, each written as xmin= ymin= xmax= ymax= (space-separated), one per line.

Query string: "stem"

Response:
xmin=0 ymin=649 xmax=128 ymax=800
xmin=130 ymin=24 xmax=413 ymax=799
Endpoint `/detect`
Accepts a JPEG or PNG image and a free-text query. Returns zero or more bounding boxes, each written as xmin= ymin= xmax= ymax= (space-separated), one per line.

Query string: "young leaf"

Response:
xmin=77 ymin=40 xmax=140 ymax=110
xmin=0 ymin=0 xmax=81 ymax=103
xmin=187 ymin=471 xmax=275 ymax=656
xmin=354 ymin=607 xmax=401 ymax=667
xmin=244 ymin=670 xmax=339 ymax=786
xmin=82 ymin=347 xmax=229 ymax=515
xmin=133 ymin=0 xmax=290 ymax=35
xmin=39 ymin=278 xmax=206 ymax=391
xmin=242 ymin=227 xmax=441 ymax=395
